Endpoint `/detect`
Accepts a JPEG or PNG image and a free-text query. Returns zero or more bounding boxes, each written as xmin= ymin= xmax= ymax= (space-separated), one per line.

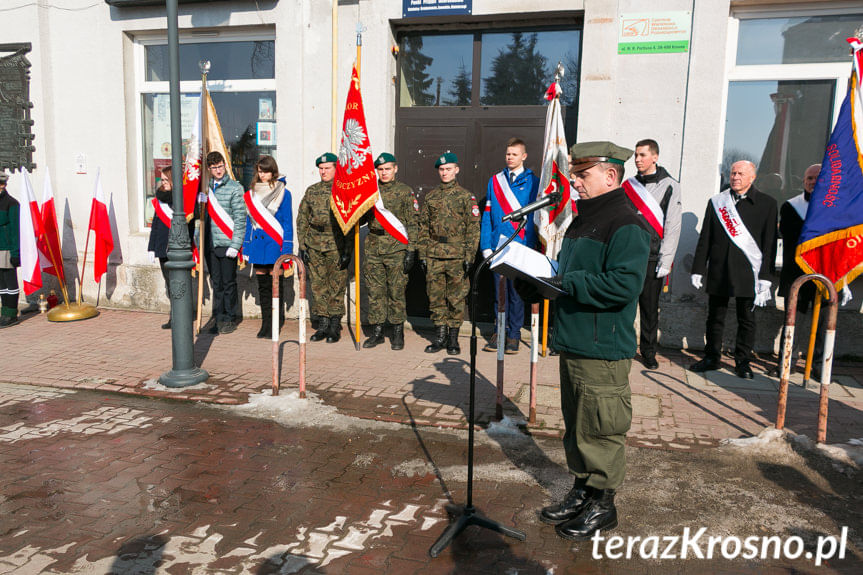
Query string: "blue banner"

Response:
xmin=402 ymin=0 xmax=472 ymax=18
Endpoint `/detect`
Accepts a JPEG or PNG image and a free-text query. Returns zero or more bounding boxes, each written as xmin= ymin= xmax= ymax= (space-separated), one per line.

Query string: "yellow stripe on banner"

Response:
xmin=795 ymin=222 xmax=863 ymax=290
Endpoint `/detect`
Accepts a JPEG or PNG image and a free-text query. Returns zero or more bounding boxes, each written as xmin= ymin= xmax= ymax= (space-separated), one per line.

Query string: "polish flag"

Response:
xmin=39 ymin=170 xmax=66 ymax=283
xmin=88 ymin=170 xmax=114 ymax=283
xmin=182 ymin=99 xmax=202 ymax=219
xmin=19 ymin=171 xmax=42 ymax=295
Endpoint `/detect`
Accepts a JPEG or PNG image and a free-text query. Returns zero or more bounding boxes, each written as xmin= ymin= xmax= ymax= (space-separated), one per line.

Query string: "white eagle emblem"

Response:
xmin=338 ymin=119 xmax=371 ymax=174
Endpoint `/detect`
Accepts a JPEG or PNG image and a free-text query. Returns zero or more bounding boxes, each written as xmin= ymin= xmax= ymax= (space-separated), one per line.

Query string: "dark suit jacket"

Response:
xmin=692 ymin=186 xmax=778 ymax=298
xmin=778 ymin=198 xmax=816 ymax=309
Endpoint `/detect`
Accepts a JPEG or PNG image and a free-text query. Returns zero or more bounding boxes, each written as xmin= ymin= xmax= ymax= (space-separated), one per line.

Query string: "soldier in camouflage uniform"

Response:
xmin=418 ymin=152 xmax=481 ymax=355
xmin=362 ymin=153 xmax=419 ymax=350
xmin=297 ymin=153 xmax=351 ymax=343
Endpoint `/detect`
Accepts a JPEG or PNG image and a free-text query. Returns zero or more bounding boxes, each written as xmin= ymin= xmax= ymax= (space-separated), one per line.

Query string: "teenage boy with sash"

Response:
xmin=202 ymin=151 xmax=246 ymax=335
xmin=690 ymin=160 xmax=777 ymax=379
xmin=626 ymin=139 xmax=682 ymax=370
xmin=480 ymin=137 xmax=540 ymax=355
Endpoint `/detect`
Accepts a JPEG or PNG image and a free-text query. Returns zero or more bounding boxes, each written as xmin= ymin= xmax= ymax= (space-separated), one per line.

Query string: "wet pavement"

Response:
xmin=0 ymin=383 xmax=861 ymax=574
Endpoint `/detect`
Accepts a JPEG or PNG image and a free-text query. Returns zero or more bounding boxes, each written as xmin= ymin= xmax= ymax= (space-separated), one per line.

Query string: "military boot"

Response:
xmin=256 ymin=275 xmax=272 ymax=339
xmin=326 ymin=316 xmax=342 ymax=343
xmin=555 ymin=488 xmax=618 ymax=541
xmin=390 ymin=323 xmax=405 ymax=350
xmin=540 ymin=478 xmax=590 ymax=524
xmin=310 ymin=316 xmax=330 ymax=342
xmin=363 ymin=324 xmax=385 ymax=348
xmin=446 ymin=327 xmax=461 ymax=355
xmin=424 ymin=325 xmax=447 ymax=353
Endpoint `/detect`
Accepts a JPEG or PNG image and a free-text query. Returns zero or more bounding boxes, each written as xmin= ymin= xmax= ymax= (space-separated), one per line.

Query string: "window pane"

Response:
xmin=737 ymin=15 xmax=863 ymax=65
xmin=722 ymin=80 xmax=834 ymax=203
xmin=146 ymin=40 xmax=275 ymax=81
xmin=142 ymin=91 xmax=276 ymax=226
xmin=399 ymin=34 xmax=473 ymax=107
xmin=480 ymin=30 xmax=580 ymax=106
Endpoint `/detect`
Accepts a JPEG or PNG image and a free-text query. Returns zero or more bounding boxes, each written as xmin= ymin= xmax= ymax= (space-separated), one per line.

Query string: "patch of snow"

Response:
xmin=487 ymin=415 xmax=526 ymax=438
xmin=141 ymin=378 xmax=214 ymax=392
xmin=721 ymin=427 xmax=861 ymax=473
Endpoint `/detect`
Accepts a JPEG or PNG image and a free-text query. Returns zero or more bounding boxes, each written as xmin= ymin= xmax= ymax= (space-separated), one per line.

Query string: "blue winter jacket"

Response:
xmin=242 ymin=177 xmax=294 ymax=265
xmin=480 ymin=168 xmax=540 ymax=252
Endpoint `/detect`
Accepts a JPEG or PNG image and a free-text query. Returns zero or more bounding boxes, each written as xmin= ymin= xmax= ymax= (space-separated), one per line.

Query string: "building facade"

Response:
xmin=3 ymin=0 xmax=861 ymax=355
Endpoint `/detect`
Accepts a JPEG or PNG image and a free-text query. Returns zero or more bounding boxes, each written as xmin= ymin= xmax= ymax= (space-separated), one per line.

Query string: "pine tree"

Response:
xmin=401 ymin=36 xmax=434 ymax=106
xmin=444 ymin=60 xmax=471 ymax=106
xmin=482 ymin=32 xmax=549 ymax=106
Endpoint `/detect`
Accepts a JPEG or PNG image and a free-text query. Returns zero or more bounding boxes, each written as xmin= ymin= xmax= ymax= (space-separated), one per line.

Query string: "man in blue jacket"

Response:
xmin=480 ymin=138 xmax=539 ymax=354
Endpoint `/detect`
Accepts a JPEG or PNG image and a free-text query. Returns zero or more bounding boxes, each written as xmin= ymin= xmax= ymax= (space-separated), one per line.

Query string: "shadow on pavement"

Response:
xmin=108 ymin=533 xmax=168 ymax=574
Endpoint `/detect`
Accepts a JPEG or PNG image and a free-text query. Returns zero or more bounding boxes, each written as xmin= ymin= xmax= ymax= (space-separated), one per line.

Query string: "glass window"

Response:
xmin=722 ymin=80 xmax=834 ymax=202
xmin=736 ymin=14 xmax=863 ymax=65
xmin=399 ymin=34 xmax=473 ymax=107
xmin=145 ymin=40 xmax=275 ymax=81
xmin=480 ymin=30 xmax=580 ymax=106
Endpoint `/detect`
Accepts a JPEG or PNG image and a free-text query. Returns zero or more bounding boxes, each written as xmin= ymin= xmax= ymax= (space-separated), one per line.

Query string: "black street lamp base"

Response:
xmin=159 ymin=367 xmax=209 ymax=388
xmin=429 ymin=505 xmax=526 ymax=558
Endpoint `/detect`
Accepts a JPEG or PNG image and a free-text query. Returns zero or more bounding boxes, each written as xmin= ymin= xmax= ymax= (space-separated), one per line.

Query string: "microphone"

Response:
xmin=502 ymin=191 xmax=563 ymax=222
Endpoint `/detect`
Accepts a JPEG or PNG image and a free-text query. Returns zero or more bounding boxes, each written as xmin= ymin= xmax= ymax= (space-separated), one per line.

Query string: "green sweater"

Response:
xmin=0 ymin=190 xmax=20 ymax=260
xmin=552 ymin=187 xmax=651 ymax=360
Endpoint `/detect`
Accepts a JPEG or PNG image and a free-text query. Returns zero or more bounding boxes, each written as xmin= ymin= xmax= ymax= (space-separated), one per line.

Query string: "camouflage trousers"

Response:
xmin=363 ymin=251 xmax=408 ymax=324
xmin=307 ymin=248 xmax=347 ymax=317
xmin=559 ymin=353 xmax=632 ymax=490
xmin=426 ymin=257 xmax=469 ymax=328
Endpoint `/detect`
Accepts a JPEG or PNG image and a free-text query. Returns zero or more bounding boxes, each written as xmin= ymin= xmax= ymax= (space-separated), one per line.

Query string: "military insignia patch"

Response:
xmin=471 ymin=205 xmax=480 ymax=217
xmin=413 ymin=198 xmax=420 ymax=211
xmin=440 ymin=155 xmax=446 ymax=164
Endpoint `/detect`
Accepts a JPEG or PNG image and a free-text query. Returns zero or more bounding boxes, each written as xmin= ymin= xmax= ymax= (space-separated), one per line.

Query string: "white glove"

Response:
xmin=482 ymin=249 xmax=493 ymax=260
xmin=656 ymin=266 xmax=670 ymax=279
xmin=225 ymin=247 xmax=239 ymax=258
xmin=754 ymin=279 xmax=772 ymax=307
xmin=147 ymin=251 xmax=155 ymax=264
xmin=691 ymin=274 xmax=703 ymax=290
xmin=841 ymin=285 xmax=852 ymax=306
xmin=197 ymin=192 xmax=208 ymax=203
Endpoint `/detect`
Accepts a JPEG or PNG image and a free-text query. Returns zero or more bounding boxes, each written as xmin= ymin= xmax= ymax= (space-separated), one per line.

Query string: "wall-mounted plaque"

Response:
xmin=0 ymin=43 xmax=35 ymax=172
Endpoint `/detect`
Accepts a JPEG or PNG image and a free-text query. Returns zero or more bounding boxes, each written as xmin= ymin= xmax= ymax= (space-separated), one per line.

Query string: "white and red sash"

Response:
xmin=373 ymin=194 xmax=409 ymax=244
xmin=787 ymin=192 xmax=808 ymax=221
xmin=207 ymin=190 xmax=234 ymax=239
xmin=244 ymin=191 xmax=284 ymax=247
xmin=623 ymin=177 xmax=664 ymax=238
xmin=492 ymin=172 xmax=525 ymax=239
xmin=151 ymin=198 xmax=173 ymax=228
xmin=711 ymin=190 xmax=762 ymax=293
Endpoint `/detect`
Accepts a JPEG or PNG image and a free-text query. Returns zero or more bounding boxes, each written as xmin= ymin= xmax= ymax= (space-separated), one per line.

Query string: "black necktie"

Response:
xmin=510 ymin=172 xmax=516 ymax=185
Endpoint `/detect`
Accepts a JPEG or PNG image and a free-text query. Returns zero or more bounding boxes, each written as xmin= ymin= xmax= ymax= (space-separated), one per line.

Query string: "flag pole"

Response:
xmin=541 ymin=299 xmax=549 ymax=356
xmin=40 ymin=213 xmax=71 ymax=307
xmin=331 ymin=0 xmax=338 ymax=152
xmin=195 ymin=64 xmax=210 ymax=334
xmin=353 ymin=24 xmax=362 ymax=350
xmin=77 ymin=175 xmax=96 ymax=305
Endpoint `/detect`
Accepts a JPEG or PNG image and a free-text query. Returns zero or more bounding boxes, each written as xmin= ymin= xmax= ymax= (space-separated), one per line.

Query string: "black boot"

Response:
xmin=424 ymin=325 xmax=447 ymax=353
xmin=310 ymin=316 xmax=330 ymax=342
xmin=540 ymin=478 xmax=590 ymax=524
xmin=363 ymin=324 xmax=385 ymax=348
xmin=256 ymin=275 xmax=272 ymax=339
xmin=326 ymin=316 xmax=342 ymax=343
xmin=555 ymin=488 xmax=618 ymax=541
xmin=391 ymin=323 xmax=405 ymax=350
xmin=446 ymin=327 xmax=461 ymax=355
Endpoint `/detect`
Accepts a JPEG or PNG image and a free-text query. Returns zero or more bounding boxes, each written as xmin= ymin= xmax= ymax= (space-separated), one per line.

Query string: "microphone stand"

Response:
xmin=429 ymin=217 xmax=529 ymax=557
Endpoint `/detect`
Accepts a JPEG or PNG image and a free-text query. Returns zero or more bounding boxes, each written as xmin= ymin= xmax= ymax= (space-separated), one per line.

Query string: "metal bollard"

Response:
xmin=529 ymin=302 xmax=539 ymax=424
xmin=496 ymin=275 xmax=506 ymax=421
xmin=271 ymin=254 xmax=307 ymax=398
xmin=776 ymin=273 xmax=837 ymax=443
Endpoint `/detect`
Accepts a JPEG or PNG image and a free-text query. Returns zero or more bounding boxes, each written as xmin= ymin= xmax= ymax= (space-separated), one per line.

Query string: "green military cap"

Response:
xmin=315 ymin=152 xmax=337 ymax=166
xmin=435 ymin=151 xmax=458 ymax=168
xmin=374 ymin=152 xmax=397 ymax=167
xmin=569 ymin=141 xmax=633 ymax=172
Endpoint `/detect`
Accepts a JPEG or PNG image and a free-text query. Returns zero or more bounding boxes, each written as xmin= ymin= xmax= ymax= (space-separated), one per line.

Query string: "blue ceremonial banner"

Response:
xmin=796 ymin=37 xmax=863 ymax=290
xmin=402 ymin=0 xmax=472 ymax=18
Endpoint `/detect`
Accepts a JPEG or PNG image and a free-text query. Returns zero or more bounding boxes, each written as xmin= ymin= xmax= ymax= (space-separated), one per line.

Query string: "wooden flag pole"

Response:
xmin=77 ymin=223 xmax=92 ymax=305
xmin=195 ymin=69 xmax=209 ymax=334
xmin=40 ymin=218 xmax=71 ymax=306
xmin=541 ymin=298 xmax=549 ymax=356
xmin=804 ymin=291 xmax=824 ymax=383
xmin=354 ymin=26 xmax=362 ymax=349
xmin=331 ymin=0 xmax=338 ymax=152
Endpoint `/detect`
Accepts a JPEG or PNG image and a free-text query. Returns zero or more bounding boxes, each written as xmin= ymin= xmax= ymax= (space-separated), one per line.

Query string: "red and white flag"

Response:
xmin=535 ymin=81 xmax=574 ymax=260
xmin=88 ymin=170 xmax=114 ymax=283
xmin=18 ymin=171 xmax=42 ymax=295
xmin=373 ymin=195 xmax=409 ymax=245
xmin=39 ymin=170 xmax=65 ymax=283
xmin=182 ymin=98 xmax=202 ymax=219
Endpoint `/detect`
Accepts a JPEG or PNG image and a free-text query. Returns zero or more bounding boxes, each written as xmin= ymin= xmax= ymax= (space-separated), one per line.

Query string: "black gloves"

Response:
xmin=403 ymin=250 xmax=417 ymax=274
xmin=338 ymin=251 xmax=351 ymax=270
xmin=10 ymin=256 xmax=20 ymax=268
xmin=539 ymin=276 xmax=564 ymax=291
xmin=419 ymin=259 xmax=428 ymax=274
xmin=463 ymin=260 xmax=472 ymax=277
xmin=299 ymin=250 xmax=309 ymax=266
xmin=514 ymin=278 xmax=542 ymax=304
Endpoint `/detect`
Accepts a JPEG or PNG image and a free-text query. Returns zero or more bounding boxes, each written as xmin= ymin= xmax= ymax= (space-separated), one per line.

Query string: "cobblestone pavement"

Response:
xmin=0 ymin=384 xmax=860 ymax=574
xmin=1 ymin=309 xmax=862 ymax=450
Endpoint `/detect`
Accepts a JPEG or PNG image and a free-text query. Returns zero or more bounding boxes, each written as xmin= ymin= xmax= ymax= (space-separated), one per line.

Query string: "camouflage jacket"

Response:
xmin=364 ymin=180 xmax=419 ymax=256
xmin=418 ymin=180 xmax=480 ymax=261
xmin=297 ymin=180 xmax=346 ymax=254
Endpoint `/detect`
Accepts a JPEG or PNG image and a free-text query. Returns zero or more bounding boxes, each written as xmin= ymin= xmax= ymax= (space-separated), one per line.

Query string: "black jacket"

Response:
xmin=778 ymin=195 xmax=816 ymax=307
xmin=147 ymin=188 xmax=195 ymax=259
xmin=692 ymin=186 xmax=778 ymax=298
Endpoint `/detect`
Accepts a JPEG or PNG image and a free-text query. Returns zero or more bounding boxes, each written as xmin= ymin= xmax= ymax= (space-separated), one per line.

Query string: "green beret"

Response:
xmin=315 ymin=152 xmax=337 ymax=166
xmin=435 ymin=152 xmax=458 ymax=168
xmin=569 ymin=141 xmax=633 ymax=172
xmin=374 ymin=152 xmax=397 ymax=167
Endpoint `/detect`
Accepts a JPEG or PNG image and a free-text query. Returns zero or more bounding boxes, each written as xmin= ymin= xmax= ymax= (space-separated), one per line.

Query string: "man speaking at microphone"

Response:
xmin=516 ymin=141 xmax=650 ymax=541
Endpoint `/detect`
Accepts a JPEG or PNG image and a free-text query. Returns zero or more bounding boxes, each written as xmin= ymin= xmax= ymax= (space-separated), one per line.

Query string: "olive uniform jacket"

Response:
xmin=417 ymin=180 xmax=480 ymax=263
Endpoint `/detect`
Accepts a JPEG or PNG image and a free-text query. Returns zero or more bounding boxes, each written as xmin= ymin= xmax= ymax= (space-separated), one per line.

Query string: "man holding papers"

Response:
xmin=516 ymin=141 xmax=650 ymax=541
